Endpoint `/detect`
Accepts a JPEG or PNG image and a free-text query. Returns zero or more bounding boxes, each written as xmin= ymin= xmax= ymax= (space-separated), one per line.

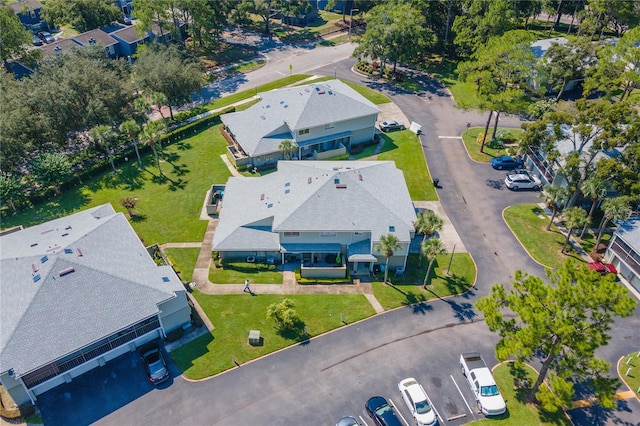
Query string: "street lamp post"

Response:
xmin=349 ymin=8 xmax=359 ymax=40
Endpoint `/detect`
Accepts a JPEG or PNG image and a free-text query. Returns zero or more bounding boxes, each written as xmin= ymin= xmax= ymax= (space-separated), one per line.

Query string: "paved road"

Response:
xmin=45 ymin=45 xmax=640 ymax=426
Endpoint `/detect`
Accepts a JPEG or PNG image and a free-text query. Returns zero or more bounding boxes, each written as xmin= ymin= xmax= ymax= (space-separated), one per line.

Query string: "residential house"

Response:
xmin=530 ymin=37 xmax=583 ymax=94
xmin=212 ymin=161 xmax=417 ymax=278
xmin=605 ymin=217 xmax=640 ymax=294
xmin=37 ymin=38 xmax=83 ymax=58
xmin=107 ymin=24 xmax=150 ymax=58
xmin=279 ymin=2 xmax=319 ymax=27
xmin=72 ymin=29 xmax=120 ymax=58
xmin=221 ymin=79 xmax=380 ymax=170
xmin=113 ymin=0 xmax=134 ymax=15
xmin=0 ymin=204 xmax=191 ymax=407
xmin=9 ymin=0 xmax=46 ymax=32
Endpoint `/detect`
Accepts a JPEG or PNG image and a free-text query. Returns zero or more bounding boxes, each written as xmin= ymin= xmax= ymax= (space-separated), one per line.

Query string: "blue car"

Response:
xmin=366 ymin=396 xmax=402 ymax=426
xmin=491 ymin=155 xmax=524 ymax=170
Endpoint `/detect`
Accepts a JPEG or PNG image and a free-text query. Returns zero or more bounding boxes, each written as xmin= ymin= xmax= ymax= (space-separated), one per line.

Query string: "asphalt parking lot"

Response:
xmin=37 ymin=345 xmax=176 ymax=426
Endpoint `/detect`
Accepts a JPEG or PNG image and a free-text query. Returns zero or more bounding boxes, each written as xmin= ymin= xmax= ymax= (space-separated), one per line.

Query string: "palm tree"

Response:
xmin=561 ymin=207 xmax=589 ymax=253
xmin=414 ymin=210 xmax=444 ymax=267
xmin=376 ymin=233 xmax=402 ymax=284
xmin=422 ymin=238 xmax=445 ymax=288
xmin=90 ymin=125 xmax=117 ymax=172
xmin=595 ymin=197 xmax=631 ymax=247
xmin=151 ymin=92 xmax=169 ymax=119
xmin=139 ymin=121 xmax=167 ymax=176
xmin=279 ymin=139 xmax=296 ymax=160
xmin=579 ymin=175 xmax=608 ymax=238
xmin=119 ymin=120 xmax=142 ymax=167
xmin=540 ymin=184 xmax=570 ymax=231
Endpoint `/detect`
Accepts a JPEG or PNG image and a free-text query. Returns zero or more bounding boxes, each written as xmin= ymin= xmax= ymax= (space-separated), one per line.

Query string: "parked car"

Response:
xmin=118 ymin=15 xmax=133 ymax=25
xmin=37 ymin=31 xmax=55 ymax=43
xmin=379 ymin=120 xmax=405 ymax=132
xmin=141 ymin=345 xmax=170 ymax=385
xmin=398 ymin=378 xmax=438 ymax=426
xmin=365 ymin=396 xmax=402 ymax=426
xmin=588 ymin=262 xmax=618 ymax=275
xmin=490 ymin=155 xmax=524 ymax=170
xmin=336 ymin=416 xmax=359 ymax=426
xmin=32 ymin=34 xmax=43 ymax=46
xmin=504 ymin=173 xmax=542 ymax=190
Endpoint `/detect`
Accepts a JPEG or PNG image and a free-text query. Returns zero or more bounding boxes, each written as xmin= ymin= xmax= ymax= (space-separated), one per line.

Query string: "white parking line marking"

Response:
xmin=358 ymin=415 xmax=369 ymax=426
xmin=388 ymin=398 xmax=411 ymax=426
xmin=451 ymin=374 xmax=475 ymax=417
xmin=438 ymin=136 xmax=462 ymax=139
xmin=429 ymin=395 xmax=446 ymax=425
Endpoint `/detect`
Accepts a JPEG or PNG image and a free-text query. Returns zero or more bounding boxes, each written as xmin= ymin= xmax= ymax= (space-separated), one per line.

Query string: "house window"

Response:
xmin=324 ymin=123 xmax=335 ymax=130
xmin=353 ymin=232 xmax=364 ymax=236
xmin=299 ymin=129 xmax=309 ymax=135
xmin=284 ymin=232 xmax=300 ymax=237
xmin=320 ymin=232 xmax=336 ymax=238
xmin=29 ymin=10 xmax=36 ymax=18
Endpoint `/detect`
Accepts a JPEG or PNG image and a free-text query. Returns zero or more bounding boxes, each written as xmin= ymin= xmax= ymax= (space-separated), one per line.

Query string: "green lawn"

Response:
xmin=470 ymin=362 xmax=571 ymax=425
xmin=372 ymin=253 xmax=476 ymax=310
xmin=620 ymin=353 xmax=640 ymax=398
xmin=503 ymin=204 xmax=586 ymax=270
xmin=1 ymin=125 xmax=231 ymax=245
xmin=318 ymin=34 xmax=350 ymax=46
xmin=461 ymin=127 xmax=524 ymax=162
xmin=170 ymin=293 xmax=375 ymax=379
xmin=209 ymin=260 xmax=283 ymax=284
xmin=164 ymin=248 xmax=201 ymax=283
xmin=343 ymin=81 xmax=392 ymax=104
xmin=377 ymin=131 xmax=438 ymax=201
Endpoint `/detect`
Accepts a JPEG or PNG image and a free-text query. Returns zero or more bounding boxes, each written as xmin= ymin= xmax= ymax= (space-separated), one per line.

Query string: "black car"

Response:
xmin=37 ymin=31 xmax=55 ymax=43
xmin=141 ymin=345 xmax=170 ymax=385
xmin=32 ymin=35 xmax=43 ymax=46
xmin=490 ymin=155 xmax=524 ymax=170
xmin=365 ymin=396 xmax=402 ymax=426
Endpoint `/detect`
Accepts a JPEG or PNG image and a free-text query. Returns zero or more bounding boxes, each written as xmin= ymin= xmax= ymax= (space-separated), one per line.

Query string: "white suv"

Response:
xmin=505 ymin=173 xmax=541 ymax=190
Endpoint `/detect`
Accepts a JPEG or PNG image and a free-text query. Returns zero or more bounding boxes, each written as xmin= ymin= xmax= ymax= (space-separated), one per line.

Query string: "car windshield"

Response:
xmin=415 ymin=399 xmax=432 ymax=414
xmin=145 ymin=351 xmax=160 ymax=363
xmin=481 ymin=385 xmax=500 ymax=396
xmin=375 ymin=404 xmax=391 ymax=416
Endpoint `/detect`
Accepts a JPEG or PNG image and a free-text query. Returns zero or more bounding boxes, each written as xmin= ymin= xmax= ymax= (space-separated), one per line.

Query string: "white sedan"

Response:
xmin=504 ymin=172 xmax=542 ymax=190
xmin=398 ymin=378 xmax=438 ymax=426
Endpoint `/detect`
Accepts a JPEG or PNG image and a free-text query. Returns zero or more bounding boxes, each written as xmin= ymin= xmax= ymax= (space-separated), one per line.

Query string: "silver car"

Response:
xmin=505 ymin=173 xmax=542 ymax=190
xmin=379 ymin=120 xmax=405 ymax=132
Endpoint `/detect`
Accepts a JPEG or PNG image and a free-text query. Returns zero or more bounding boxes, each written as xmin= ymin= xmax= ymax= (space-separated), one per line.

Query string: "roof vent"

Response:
xmin=33 ymin=274 xmax=41 ymax=283
xmin=65 ymin=225 xmax=72 ymax=230
xmin=336 ymin=184 xmax=347 ymax=189
xmin=88 ymin=37 xmax=96 ymax=45
xmin=59 ymin=267 xmax=75 ymax=277
xmin=318 ymin=91 xmax=325 ymax=95
xmin=260 ymin=114 xmax=266 ymax=120
xmin=285 ymin=182 xmax=290 ymax=187
xmin=32 ymin=263 xmax=39 ymax=273
xmin=30 ymin=243 xmax=38 ymax=247
xmin=284 ymin=104 xmax=288 ymax=108
xmin=260 ymin=193 xmax=265 ymax=200
xmin=162 ymin=276 xmax=170 ymax=282
xmin=61 ymin=233 xmax=69 ymax=237
xmin=64 ymin=248 xmax=73 ymax=254
xmin=280 ymin=100 xmax=285 ymax=104
xmin=285 ymin=189 xmax=290 ymax=194
xmin=334 ymin=178 xmax=340 ymax=184
xmin=308 ymin=177 xmax=312 ymax=184
xmin=267 ymin=203 xmax=273 ymax=208
xmin=358 ymin=174 xmax=363 ymax=181
xmin=315 ymin=87 xmax=320 ymax=91
xmin=328 ymin=90 xmax=333 ymax=95
xmin=40 ymin=255 xmax=48 ymax=264
xmin=389 ymin=226 xmax=396 ymax=232
xmin=76 ymin=248 xmax=83 ymax=256
xmin=265 ymin=104 xmax=270 ymax=108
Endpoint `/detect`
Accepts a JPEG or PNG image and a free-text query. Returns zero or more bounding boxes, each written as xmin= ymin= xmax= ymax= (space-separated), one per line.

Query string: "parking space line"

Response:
xmin=358 ymin=415 xmax=369 ymax=426
xmin=450 ymin=374 xmax=475 ymax=418
xmin=388 ymin=398 xmax=410 ymax=426
xmin=438 ymin=136 xmax=462 ymax=139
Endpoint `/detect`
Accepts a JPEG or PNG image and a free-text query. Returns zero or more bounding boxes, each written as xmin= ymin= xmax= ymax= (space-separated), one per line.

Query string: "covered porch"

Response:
xmin=347 ymin=239 xmax=378 ymax=276
xmin=281 ymin=243 xmax=346 ymax=278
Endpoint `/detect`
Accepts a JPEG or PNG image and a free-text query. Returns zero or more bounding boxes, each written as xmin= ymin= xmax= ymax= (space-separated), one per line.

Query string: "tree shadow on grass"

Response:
xmin=169 ymin=163 xmax=189 ymax=177
xmin=170 ymin=332 xmax=215 ymax=373
xmin=129 ymin=213 xmax=148 ymax=223
xmin=174 ymin=140 xmax=192 ymax=150
xmin=276 ymin=319 xmax=309 ymax=342
xmin=442 ymin=273 xmax=473 ymax=297
xmin=168 ymin=178 xmax=187 ymax=191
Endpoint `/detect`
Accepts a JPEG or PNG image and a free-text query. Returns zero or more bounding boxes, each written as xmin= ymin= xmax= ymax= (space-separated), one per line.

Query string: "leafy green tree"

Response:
xmin=42 ymin=0 xmax=122 ymax=32
xmin=595 ymin=196 xmax=631 ymax=247
xmin=540 ymin=184 xmax=569 ymax=231
xmin=560 ymin=206 xmax=589 ymax=253
xmin=119 ymin=120 xmax=143 ymax=167
xmin=584 ymin=26 xmax=640 ymax=101
xmin=579 ymin=174 xmax=608 ymax=237
xmin=267 ymin=298 xmax=304 ymax=335
xmin=0 ymin=173 xmax=24 ymax=214
xmin=90 ymin=125 xmax=118 ymax=172
xmin=421 ymin=238 xmax=445 ymax=288
xmin=414 ymin=210 xmax=443 ymax=267
xmin=278 ymin=139 xmax=295 ymax=160
xmin=133 ymin=0 xmax=173 ymax=39
xmin=0 ymin=5 xmax=32 ymax=72
xmin=376 ymin=233 xmax=402 ymax=284
xmin=457 ymin=30 xmax=536 ymax=149
xmin=29 ymin=152 xmax=71 ymax=196
xmin=180 ymin=0 xmax=231 ymax=47
xmin=451 ymin=0 xmax=516 ymax=57
xmin=353 ymin=2 xmax=433 ymax=74
xmin=578 ymin=0 xmax=640 ymax=39
xmin=139 ymin=121 xmax=167 ymax=176
xmin=133 ymin=44 xmax=205 ymax=119
xmin=477 ymin=259 xmax=636 ymax=410
xmin=541 ymin=36 xmax=599 ymax=100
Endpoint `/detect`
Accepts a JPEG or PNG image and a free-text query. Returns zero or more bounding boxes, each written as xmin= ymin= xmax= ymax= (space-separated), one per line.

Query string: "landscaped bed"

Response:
xmin=619 ymin=353 xmax=640 ymax=399
xmin=371 ymin=253 xmax=476 ymax=310
xmin=170 ymin=293 xmax=375 ymax=379
xmin=461 ymin=127 xmax=524 ymax=163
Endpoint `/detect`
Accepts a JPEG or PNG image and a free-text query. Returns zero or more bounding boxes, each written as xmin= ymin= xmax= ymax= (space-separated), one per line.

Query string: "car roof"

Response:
xmin=507 ymin=173 xmax=530 ymax=180
xmin=401 ymin=378 xmax=427 ymax=401
xmin=367 ymin=396 xmax=388 ymax=410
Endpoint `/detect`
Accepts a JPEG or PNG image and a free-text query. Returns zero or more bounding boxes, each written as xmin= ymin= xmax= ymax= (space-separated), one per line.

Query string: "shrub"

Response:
xmin=476 ymin=133 xmax=486 ymax=145
xmin=486 ymin=138 xmax=505 ymax=149
xmin=165 ymin=327 xmax=185 ymax=342
xmin=266 ymin=298 xmax=304 ymax=334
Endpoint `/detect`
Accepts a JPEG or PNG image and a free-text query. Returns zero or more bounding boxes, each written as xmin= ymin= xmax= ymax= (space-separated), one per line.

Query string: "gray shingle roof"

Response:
xmin=0 ymin=204 xmax=183 ymax=376
xmin=213 ymin=161 xmax=417 ymax=252
xmin=221 ymin=80 xmax=380 ymax=157
xmin=615 ymin=217 xmax=640 ymax=252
